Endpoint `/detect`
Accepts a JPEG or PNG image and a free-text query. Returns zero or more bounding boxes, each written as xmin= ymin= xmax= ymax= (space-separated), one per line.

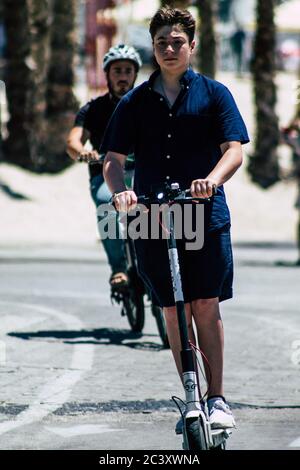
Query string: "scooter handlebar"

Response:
xmin=137 ymin=186 xmax=216 ymax=206
xmin=110 ymin=184 xmax=216 ymax=209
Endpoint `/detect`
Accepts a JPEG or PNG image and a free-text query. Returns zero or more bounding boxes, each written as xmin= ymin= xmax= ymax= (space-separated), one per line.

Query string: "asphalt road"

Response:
xmin=0 ymin=243 xmax=299 ymax=450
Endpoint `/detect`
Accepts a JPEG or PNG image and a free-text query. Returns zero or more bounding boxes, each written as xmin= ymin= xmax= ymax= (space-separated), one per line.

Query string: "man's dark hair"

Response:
xmin=149 ymin=6 xmax=196 ymax=44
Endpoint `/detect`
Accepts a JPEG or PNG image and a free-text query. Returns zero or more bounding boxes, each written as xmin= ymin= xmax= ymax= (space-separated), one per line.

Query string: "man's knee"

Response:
xmin=163 ymin=306 xmax=177 ymax=326
xmin=164 ymin=305 xmax=193 ymax=331
xmin=191 ymin=298 xmax=220 ymax=317
xmin=192 ymin=297 xmax=218 ymax=307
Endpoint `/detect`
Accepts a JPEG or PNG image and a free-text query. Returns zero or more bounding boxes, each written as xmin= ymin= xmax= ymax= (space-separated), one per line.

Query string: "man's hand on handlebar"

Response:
xmin=77 ymin=150 xmax=100 ymax=163
xmin=113 ymin=190 xmax=138 ymax=213
xmin=190 ymin=178 xmax=217 ymax=199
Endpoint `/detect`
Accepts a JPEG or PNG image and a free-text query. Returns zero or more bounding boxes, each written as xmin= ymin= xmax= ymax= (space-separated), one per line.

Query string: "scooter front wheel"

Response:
xmin=185 ymin=418 xmax=207 ymax=451
xmin=122 ymin=291 xmax=145 ymax=332
xmin=211 ymin=442 xmax=226 ymax=451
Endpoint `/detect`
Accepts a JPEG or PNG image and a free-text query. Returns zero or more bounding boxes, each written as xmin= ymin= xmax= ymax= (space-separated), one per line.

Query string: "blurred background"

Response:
xmin=0 ymin=0 xmax=299 ymax=255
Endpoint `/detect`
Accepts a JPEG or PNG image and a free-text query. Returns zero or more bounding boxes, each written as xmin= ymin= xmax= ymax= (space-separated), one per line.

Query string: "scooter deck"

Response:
xmin=210 ymin=428 xmax=232 ymax=448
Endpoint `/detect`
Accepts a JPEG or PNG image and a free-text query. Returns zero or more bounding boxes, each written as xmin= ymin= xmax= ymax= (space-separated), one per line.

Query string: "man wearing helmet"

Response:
xmin=67 ymin=44 xmax=142 ymax=290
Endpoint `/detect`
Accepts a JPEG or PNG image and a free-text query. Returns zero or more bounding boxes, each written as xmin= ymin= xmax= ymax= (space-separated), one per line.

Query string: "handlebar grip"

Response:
xmin=76 ymin=155 xmax=102 ymax=165
xmin=185 ymin=184 xmax=217 ymax=197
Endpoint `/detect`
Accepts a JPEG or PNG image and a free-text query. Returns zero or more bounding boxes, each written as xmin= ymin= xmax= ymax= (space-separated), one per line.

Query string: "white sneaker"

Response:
xmin=208 ymin=398 xmax=236 ymax=429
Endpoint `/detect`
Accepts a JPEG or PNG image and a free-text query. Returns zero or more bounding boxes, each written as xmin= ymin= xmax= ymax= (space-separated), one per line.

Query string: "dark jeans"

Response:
xmin=90 ymin=174 xmax=126 ymax=274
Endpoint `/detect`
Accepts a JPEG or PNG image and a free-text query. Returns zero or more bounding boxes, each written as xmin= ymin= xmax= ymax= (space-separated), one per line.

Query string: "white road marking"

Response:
xmin=0 ymin=315 xmax=46 ymax=334
xmin=230 ymin=307 xmax=299 ymax=336
xmin=0 ymin=288 xmax=110 ymax=302
xmin=0 ymin=301 xmax=95 ymax=435
xmin=289 ymin=437 xmax=300 ymax=447
xmin=291 ymin=340 xmax=300 ymax=366
xmin=0 ymin=340 xmax=6 ymax=365
xmin=45 ymin=424 xmax=125 ymax=438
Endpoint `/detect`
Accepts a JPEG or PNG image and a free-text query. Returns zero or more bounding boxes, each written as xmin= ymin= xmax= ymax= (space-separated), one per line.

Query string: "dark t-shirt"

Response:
xmin=101 ymin=68 xmax=250 ymax=231
xmin=74 ymin=93 xmax=118 ymax=178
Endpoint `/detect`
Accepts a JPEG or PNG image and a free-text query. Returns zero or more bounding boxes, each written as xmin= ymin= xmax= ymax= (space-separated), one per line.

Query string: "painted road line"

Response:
xmin=0 ymin=301 xmax=95 ymax=436
xmin=45 ymin=424 xmax=125 ymax=438
xmin=289 ymin=436 xmax=300 ymax=447
xmin=0 ymin=314 xmax=46 ymax=333
xmin=0 ymin=288 xmax=110 ymax=302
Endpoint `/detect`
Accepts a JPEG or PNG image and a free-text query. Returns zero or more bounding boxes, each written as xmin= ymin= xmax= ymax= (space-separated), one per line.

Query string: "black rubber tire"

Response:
xmin=123 ymin=290 xmax=145 ymax=332
xmin=211 ymin=441 xmax=226 ymax=451
xmin=151 ymin=305 xmax=170 ymax=348
xmin=186 ymin=418 xmax=207 ymax=451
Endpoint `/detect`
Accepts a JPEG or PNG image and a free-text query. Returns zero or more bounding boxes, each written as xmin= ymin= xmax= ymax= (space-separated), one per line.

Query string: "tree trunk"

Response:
xmin=43 ymin=0 xmax=78 ymax=173
xmin=0 ymin=2 xmax=3 ymax=162
xmin=3 ymin=0 xmax=33 ymax=168
xmin=196 ymin=0 xmax=217 ymax=79
xmin=3 ymin=0 xmax=50 ymax=171
xmin=293 ymin=64 xmax=300 ymax=263
xmin=3 ymin=0 xmax=78 ymax=174
xmin=27 ymin=0 xmax=51 ymax=170
xmin=160 ymin=1 xmax=190 ymax=8
xmin=247 ymin=0 xmax=280 ymax=188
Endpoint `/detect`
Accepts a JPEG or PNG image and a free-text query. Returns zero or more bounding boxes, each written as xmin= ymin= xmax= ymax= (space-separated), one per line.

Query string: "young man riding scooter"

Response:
xmin=102 ymin=7 xmax=249 ymax=433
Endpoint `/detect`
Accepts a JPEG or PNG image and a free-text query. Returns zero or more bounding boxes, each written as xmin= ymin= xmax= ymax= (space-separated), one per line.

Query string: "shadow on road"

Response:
xmin=0 ymin=180 xmax=32 ymax=200
xmin=8 ymin=327 xmax=165 ymax=351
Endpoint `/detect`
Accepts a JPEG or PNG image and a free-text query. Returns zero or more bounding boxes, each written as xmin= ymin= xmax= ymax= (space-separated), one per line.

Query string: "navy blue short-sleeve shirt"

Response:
xmin=101 ymin=67 xmax=249 ymax=231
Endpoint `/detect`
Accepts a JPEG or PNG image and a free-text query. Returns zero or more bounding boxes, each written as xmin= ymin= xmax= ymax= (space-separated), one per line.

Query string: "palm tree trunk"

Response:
xmin=247 ymin=0 xmax=280 ymax=188
xmin=160 ymin=1 xmax=190 ymax=8
xmin=26 ymin=0 xmax=51 ymax=170
xmin=3 ymin=0 xmax=33 ymax=168
xmin=196 ymin=0 xmax=217 ymax=79
xmin=0 ymin=1 xmax=3 ymax=161
xmin=3 ymin=0 xmax=78 ymax=173
xmin=294 ymin=65 xmax=300 ymax=263
xmin=44 ymin=0 xmax=78 ymax=172
xmin=3 ymin=0 xmax=50 ymax=171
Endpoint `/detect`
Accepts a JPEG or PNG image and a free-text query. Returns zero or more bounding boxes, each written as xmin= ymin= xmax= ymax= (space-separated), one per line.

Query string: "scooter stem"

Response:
xmin=163 ymin=209 xmax=200 ymax=387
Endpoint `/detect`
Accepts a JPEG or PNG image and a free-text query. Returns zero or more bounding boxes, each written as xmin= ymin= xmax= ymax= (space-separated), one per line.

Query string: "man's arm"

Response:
xmin=103 ymin=151 xmax=127 ymax=193
xmin=66 ymin=126 xmax=99 ymax=162
xmin=103 ymin=151 xmax=137 ymax=212
xmin=190 ymin=141 xmax=243 ymax=198
xmin=208 ymin=140 xmax=243 ymax=185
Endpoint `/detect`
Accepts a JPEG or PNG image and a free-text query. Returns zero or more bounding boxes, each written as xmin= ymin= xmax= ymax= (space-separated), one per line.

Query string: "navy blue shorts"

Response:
xmin=134 ymin=224 xmax=233 ymax=308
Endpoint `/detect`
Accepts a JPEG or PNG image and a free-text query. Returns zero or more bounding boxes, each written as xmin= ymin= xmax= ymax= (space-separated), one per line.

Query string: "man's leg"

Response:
xmin=165 ymin=296 xmax=234 ymax=430
xmin=191 ymin=298 xmax=235 ymax=428
xmin=190 ymin=298 xmax=224 ymax=397
xmin=90 ymin=175 xmax=127 ymax=275
xmin=163 ymin=302 xmax=196 ymax=377
xmin=163 ymin=297 xmax=223 ymax=395
xmin=164 ymin=302 xmax=198 ymax=435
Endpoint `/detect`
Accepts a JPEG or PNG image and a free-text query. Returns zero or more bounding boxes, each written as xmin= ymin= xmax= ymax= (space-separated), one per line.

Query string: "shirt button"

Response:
xmin=169 ymin=113 xmax=173 ymax=117
xmin=166 ymin=176 xmax=170 ymax=180
xmin=168 ymin=134 xmax=171 ymax=138
xmin=166 ymin=155 xmax=171 ymax=159
xmin=160 ymin=97 xmax=163 ymax=101
xmin=186 ymin=85 xmax=189 ymax=89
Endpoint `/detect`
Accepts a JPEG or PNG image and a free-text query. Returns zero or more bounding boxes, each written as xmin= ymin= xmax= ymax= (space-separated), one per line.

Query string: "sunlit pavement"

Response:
xmin=0 ymin=243 xmax=299 ymax=450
